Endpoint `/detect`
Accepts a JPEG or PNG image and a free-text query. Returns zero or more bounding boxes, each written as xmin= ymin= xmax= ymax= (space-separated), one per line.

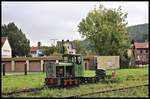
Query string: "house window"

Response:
xmin=65 ymin=46 xmax=67 ymax=49
xmin=68 ymin=46 xmax=69 ymax=49
xmin=140 ymin=50 xmax=142 ymax=53
xmin=3 ymin=50 xmax=10 ymax=52
xmin=146 ymin=49 xmax=148 ymax=53
xmin=146 ymin=55 xmax=148 ymax=58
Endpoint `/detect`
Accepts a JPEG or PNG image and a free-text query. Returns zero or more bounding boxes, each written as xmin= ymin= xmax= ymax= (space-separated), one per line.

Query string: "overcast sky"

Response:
xmin=2 ymin=1 xmax=149 ymax=46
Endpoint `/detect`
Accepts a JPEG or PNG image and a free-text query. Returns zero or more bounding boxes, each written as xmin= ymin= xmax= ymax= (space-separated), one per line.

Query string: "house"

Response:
xmin=1 ymin=37 xmax=12 ymax=58
xmin=30 ymin=46 xmax=44 ymax=57
xmin=57 ymin=40 xmax=77 ymax=54
xmin=134 ymin=42 xmax=149 ymax=64
xmin=30 ymin=46 xmax=38 ymax=57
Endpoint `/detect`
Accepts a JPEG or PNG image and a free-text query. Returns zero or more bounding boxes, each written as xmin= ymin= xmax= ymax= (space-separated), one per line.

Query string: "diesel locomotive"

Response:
xmin=44 ymin=40 xmax=108 ymax=88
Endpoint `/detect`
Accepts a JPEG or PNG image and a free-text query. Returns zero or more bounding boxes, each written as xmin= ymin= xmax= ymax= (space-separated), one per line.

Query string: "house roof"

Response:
xmin=1 ymin=37 xmax=11 ymax=48
xmin=30 ymin=46 xmax=38 ymax=52
xmin=135 ymin=42 xmax=149 ymax=49
xmin=1 ymin=37 xmax=7 ymax=48
xmin=70 ymin=42 xmax=76 ymax=49
xmin=30 ymin=46 xmax=46 ymax=52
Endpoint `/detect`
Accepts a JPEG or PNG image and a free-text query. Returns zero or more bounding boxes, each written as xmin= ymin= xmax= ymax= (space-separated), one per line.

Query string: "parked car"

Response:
xmin=142 ymin=61 xmax=149 ymax=65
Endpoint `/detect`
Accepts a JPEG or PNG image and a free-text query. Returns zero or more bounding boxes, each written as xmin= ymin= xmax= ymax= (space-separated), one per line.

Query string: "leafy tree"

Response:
xmin=145 ymin=40 xmax=149 ymax=43
xmin=42 ymin=46 xmax=55 ymax=56
xmin=37 ymin=41 xmax=41 ymax=47
xmin=78 ymin=5 xmax=130 ymax=67
xmin=128 ymin=43 xmax=135 ymax=68
xmin=42 ymin=44 xmax=67 ymax=56
xmin=2 ymin=22 xmax=31 ymax=57
xmin=55 ymin=42 xmax=67 ymax=55
xmin=74 ymin=40 xmax=86 ymax=55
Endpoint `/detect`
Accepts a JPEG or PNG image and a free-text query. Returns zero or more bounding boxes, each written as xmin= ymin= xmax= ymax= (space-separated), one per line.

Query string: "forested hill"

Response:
xmin=126 ymin=23 xmax=149 ymax=42
xmin=81 ymin=23 xmax=149 ymax=49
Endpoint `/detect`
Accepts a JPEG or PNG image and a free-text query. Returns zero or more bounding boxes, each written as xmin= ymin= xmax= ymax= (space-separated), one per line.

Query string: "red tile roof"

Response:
xmin=1 ymin=37 xmax=8 ymax=48
xmin=30 ymin=46 xmax=38 ymax=52
xmin=135 ymin=42 xmax=149 ymax=49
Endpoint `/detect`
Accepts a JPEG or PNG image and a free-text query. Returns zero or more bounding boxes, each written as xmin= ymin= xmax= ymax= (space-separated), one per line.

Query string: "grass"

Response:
xmin=2 ymin=72 xmax=45 ymax=92
xmin=2 ymin=67 xmax=149 ymax=98
xmin=82 ymin=86 xmax=149 ymax=98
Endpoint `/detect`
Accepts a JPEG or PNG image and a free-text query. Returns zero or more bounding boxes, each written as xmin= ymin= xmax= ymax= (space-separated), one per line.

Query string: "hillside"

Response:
xmin=81 ymin=23 xmax=149 ymax=49
xmin=126 ymin=23 xmax=149 ymax=42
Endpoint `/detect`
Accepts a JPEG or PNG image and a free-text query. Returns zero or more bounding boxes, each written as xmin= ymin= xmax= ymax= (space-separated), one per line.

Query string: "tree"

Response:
xmin=145 ymin=40 xmax=149 ymax=43
xmin=74 ymin=40 xmax=86 ymax=55
xmin=37 ymin=41 xmax=41 ymax=47
xmin=42 ymin=45 xmax=67 ymax=56
xmin=42 ymin=46 xmax=54 ymax=56
xmin=129 ymin=43 xmax=135 ymax=68
xmin=78 ymin=5 xmax=130 ymax=67
xmin=2 ymin=22 xmax=31 ymax=57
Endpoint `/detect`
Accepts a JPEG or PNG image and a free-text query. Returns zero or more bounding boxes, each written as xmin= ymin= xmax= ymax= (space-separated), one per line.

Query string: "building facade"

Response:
xmin=30 ymin=46 xmax=44 ymax=57
xmin=57 ymin=40 xmax=76 ymax=54
xmin=134 ymin=42 xmax=149 ymax=64
xmin=1 ymin=37 xmax=12 ymax=58
xmin=1 ymin=56 xmax=91 ymax=72
xmin=30 ymin=46 xmax=38 ymax=57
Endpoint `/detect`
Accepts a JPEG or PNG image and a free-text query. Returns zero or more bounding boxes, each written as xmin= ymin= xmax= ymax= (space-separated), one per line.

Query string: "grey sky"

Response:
xmin=2 ymin=1 xmax=148 ymax=46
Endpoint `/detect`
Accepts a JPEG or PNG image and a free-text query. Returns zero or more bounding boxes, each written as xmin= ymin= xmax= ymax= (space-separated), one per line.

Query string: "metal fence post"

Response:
xmin=43 ymin=63 xmax=45 ymax=73
xmin=24 ymin=63 xmax=27 ymax=75
xmin=3 ymin=63 xmax=5 ymax=76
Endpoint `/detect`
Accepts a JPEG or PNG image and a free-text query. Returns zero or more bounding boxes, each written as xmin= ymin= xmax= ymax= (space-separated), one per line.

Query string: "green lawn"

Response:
xmin=82 ymin=86 xmax=149 ymax=98
xmin=2 ymin=67 xmax=149 ymax=98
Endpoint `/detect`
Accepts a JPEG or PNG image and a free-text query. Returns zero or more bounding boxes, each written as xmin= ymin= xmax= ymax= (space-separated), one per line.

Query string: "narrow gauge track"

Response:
xmin=2 ymin=84 xmax=148 ymax=96
xmin=64 ymin=84 xmax=149 ymax=98
xmin=2 ymin=86 xmax=46 ymax=96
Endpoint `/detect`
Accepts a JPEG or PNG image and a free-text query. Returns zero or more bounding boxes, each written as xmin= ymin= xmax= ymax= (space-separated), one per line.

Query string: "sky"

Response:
xmin=2 ymin=1 xmax=149 ymax=46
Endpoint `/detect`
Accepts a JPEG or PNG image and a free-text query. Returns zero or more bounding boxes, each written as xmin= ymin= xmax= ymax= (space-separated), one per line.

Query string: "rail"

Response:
xmin=2 ymin=84 xmax=148 ymax=97
xmin=64 ymin=84 xmax=149 ymax=98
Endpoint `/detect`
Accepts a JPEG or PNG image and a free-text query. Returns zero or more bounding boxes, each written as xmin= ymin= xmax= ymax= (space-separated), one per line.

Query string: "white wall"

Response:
xmin=64 ymin=42 xmax=76 ymax=54
xmin=1 ymin=39 xmax=12 ymax=58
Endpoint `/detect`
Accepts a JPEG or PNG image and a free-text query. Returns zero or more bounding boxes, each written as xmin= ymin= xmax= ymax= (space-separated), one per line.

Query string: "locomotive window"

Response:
xmin=78 ymin=57 xmax=81 ymax=64
xmin=76 ymin=56 xmax=81 ymax=64
xmin=66 ymin=66 xmax=74 ymax=77
xmin=56 ymin=66 xmax=64 ymax=77
xmin=68 ymin=56 xmax=73 ymax=63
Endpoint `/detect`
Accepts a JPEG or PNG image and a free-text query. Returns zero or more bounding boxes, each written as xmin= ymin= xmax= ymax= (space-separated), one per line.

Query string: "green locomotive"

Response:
xmin=45 ymin=53 xmax=100 ymax=88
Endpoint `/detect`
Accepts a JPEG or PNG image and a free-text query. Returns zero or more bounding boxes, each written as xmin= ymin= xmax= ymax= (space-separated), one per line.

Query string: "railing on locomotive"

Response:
xmin=62 ymin=54 xmax=82 ymax=64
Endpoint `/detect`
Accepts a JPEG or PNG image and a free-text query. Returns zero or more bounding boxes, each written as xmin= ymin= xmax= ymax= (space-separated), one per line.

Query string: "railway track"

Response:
xmin=2 ymin=84 xmax=148 ymax=97
xmin=2 ymin=86 xmax=47 ymax=96
xmin=64 ymin=84 xmax=149 ymax=98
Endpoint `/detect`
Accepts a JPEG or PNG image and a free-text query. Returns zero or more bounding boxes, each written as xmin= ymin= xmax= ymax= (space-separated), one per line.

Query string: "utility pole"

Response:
xmin=50 ymin=39 xmax=58 ymax=46
xmin=50 ymin=39 xmax=58 ymax=54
